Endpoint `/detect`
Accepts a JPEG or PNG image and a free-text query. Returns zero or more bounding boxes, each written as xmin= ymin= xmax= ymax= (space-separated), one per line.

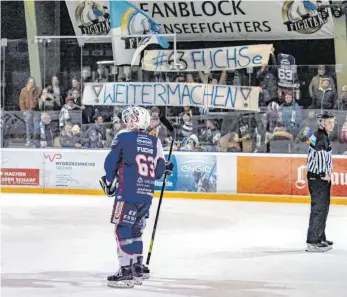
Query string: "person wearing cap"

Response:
xmin=310 ymin=77 xmax=337 ymax=110
xmin=305 ymin=111 xmax=335 ymax=252
xmin=309 ymin=65 xmax=335 ymax=98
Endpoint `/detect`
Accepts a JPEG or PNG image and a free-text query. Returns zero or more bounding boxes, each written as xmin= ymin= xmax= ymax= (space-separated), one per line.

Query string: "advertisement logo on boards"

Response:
xmin=237 ymin=156 xmax=347 ymax=197
xmin=295 ymin=164 xmax=347 ymax=189
xmin=44 ymin=153 xmax=62 ymax=162
xmin=75 ymin=0 xmax=111 ymax=35
xmin=282 ymin=0 xmax=329 ymax=34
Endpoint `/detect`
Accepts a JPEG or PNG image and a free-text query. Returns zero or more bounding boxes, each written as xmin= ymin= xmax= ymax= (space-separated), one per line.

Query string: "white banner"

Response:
xmin=65 ymin=0 xmax=334 ymax=44
xmin=142 ymin=44 xmax=273 ymax=72
xmin=82 ymin=82 xmax=260 ymax=111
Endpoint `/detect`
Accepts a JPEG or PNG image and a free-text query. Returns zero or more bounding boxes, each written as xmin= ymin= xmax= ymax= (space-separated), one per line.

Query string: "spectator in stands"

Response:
xmin=82 ymin=67 xmax=92 ymax=83
xmin=19 ymin=76 xmax=41 ymax=146
xmin=279 ymin=92 xmax=302 ymax=136
xmin=39 ymin=88 xmax=60 ymax=111
xmin=309 ymin=65 xmax=335 ymax=98
xmin=83 ymin=114 xmax=106 ymax=148
xmin=67 ymin=77 xmax=81 ymax=96
xmin=335 ymin=85 xmax=347 ymax=110
xmin=256 ymin=63 xmax=278 ymax=103
xmin=60 ymin=122 xmax=82 ymax=148
xmin=310 ymin=77 xmax=336 ymax=109
xmin=51 ymin=76 xmax=64 ymax=106
xmin=268 ymin=124 xmax=293 ymax=153
xmin=71 ymin=89 xmax=82 ymax=106
xmin=219 ymin=132 xmax=241 ymax=152
xmin=105 ymin=116 xmax=123 ymax=147
xmin=33 ymin=112 xmax=55 ymax=148
xmin=95 ymin=65 xmax=109 ymax=83
xmin=294 ymin=110 xmax=316 ymax=153
xmin=179 ymin=106 xmax=198 ymax=118
xmin=59 ymin=96 xmax=82 ymax=129
xmin=199 ymin=119 xmax=221 ymax=152
xmin=179 ymin=121 xmax=200 ymax=151
xmin=258 ymin=87 xmax=271 ymax=107
xmin=149 ymin=106 xmax=168 ymax=145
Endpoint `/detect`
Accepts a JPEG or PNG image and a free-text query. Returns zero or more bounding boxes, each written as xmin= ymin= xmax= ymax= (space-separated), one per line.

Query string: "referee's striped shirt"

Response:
xmin=306 ymin=129 xmax=332 ymax=176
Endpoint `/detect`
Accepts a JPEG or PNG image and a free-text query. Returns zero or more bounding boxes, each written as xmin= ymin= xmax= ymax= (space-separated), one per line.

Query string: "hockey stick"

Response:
xmin=146 ymin=116 xmax=175 ymax=265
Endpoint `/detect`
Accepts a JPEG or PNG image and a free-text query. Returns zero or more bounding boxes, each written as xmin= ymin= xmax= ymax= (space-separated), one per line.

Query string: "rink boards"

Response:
xmin=1 ymin=149 xmax=346 ymax=204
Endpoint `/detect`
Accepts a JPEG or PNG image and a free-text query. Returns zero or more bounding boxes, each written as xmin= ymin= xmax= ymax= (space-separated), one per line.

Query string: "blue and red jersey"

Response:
xmin=104 ymin=130 xmax=166 ymax=203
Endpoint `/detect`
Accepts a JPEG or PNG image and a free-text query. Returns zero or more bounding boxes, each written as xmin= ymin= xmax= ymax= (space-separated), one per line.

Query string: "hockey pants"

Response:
xmin=306 ymin=177 xmax=331 ymax=244
xmin=111 ymin=201 xmax=150 ymax=267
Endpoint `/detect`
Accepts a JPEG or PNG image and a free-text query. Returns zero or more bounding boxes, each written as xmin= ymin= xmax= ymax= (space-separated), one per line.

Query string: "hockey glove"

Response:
xmin=165 ymin=161 xmax=174 ymax=176
xmin=99 ymin=176 xmax=117 ymax=197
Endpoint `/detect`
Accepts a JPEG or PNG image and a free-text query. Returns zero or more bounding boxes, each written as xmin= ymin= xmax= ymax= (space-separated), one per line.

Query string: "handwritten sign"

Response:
xmin=82 ymin=82 xmax=260 ymax=111
xmin=142 ymin=44 xmax=273 ymax=72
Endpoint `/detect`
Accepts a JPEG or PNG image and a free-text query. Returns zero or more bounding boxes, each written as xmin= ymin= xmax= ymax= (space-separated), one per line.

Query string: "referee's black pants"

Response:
xmin=306 ymin=176 xmax=331 ymax=244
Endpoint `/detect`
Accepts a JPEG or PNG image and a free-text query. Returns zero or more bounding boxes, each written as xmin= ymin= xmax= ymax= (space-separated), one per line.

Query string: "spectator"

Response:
xmin=67 ymin=77 xmax=81 ymax=96
xmin=279 ymin=92 xmax=302 ymax=135
xmin=51 ymin=76 xmax=64 ymax=106
xmin=39 ymin=88 xmax=60 ymax=111
xmin=294 ymin=126 xmax=314 ymax=153
xmin=310 ymin=77 xmax=336 ymax=110
xmin=60 ymin=122 xmax=82 ymax=148
xmin=256 ymin=63 xmax=278 ymax=102
xmin=33 ymin=112 xmax=55 ymax=148
xmin=335 ymin=85 xmax=347 ymax=110
xmin=83 ymin=114 xmax=106 ymax=148
xmin=309 ymin=65 xmax=335 ymax=98
xmin=19 ymin=76 xmax=41 ymax=146
xmin=94 ymin=65 xmax=109 ymax=82
xmin=268 ymin=124 xmax=293 ymax=153
xmin=82 ymin=67 xmax=92 ymax=83
xmin=59 ymin=96 xmax=82 ymax=129
xmin=71 ymin=89 xmax=82 ymax=106
xmin=179 ymin=121 xmax=200 ymax=151
xmin=149 ymin=106 xmax=168 ymax=145
xmin=179 ymin=106 xmax=197 ymax=118
xmin=105 ymin=116 xmax=123 ymax=147
xmin=219 ymin=132 xmax=241 ymax=152
xmin=199 ymin=119 xmax=221 ymax=152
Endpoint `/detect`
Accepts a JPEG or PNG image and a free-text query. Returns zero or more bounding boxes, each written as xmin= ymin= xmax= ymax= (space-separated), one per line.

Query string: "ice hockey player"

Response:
xmin=306 ymin=111 xmax=335 ymax=253
xmin=99 ymin=106 xmax=174 ymax=288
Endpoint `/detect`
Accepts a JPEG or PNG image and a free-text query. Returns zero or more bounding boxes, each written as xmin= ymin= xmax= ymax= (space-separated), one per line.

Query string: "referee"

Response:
xmin=306 ymin=111 xmax=335 ymax=253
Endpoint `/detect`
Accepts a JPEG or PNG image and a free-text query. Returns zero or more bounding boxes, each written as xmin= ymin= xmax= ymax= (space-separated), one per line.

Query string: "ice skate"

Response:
xmin=133 ymin=263 xmax=143 ymax=285
xmin=321 ymin=240 xmax=333 ymax=246
xmin=107 ymin=266 xmax=134 ymax=288
xmin=306 ymin=242 xmax=332 ymax=253
xmin=133 ymin=256 xmax=146 ymax=285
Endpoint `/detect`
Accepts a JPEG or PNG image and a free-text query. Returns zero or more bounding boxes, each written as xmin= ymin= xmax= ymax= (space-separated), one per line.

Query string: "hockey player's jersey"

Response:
xmin=104 ymin=131 xmax=166 ymax=203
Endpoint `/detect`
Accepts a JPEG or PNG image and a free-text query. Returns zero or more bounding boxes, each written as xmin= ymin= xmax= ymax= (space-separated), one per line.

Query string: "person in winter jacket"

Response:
xmin=60 ymin=122 xmax=82 ymax=148
xmin=33 ymin=112 xmax=55 ymax=148
xmin=19 ymin=77 xmax=41 ymax=145
xmin=59 ymin=96 xmax=82 ymax=128
xmin=308 ymin=65 xmax=335 ymax=98
xmin=279 ymin=92 xmax=302 ymax=136
xmin=39 ymin=88 xmax=60 ymax=111
xmin=310 ymin=78 xmax=337 ymax=110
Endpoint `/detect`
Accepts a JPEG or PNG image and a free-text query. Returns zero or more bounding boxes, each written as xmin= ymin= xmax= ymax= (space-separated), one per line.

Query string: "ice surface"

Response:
xmin=1 ymin=194 xmax=347 ymax=297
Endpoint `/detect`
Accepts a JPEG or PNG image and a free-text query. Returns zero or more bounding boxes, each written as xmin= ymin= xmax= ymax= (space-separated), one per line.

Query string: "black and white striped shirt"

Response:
xmin=306 ymin=129 xmax=332 ymax=177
